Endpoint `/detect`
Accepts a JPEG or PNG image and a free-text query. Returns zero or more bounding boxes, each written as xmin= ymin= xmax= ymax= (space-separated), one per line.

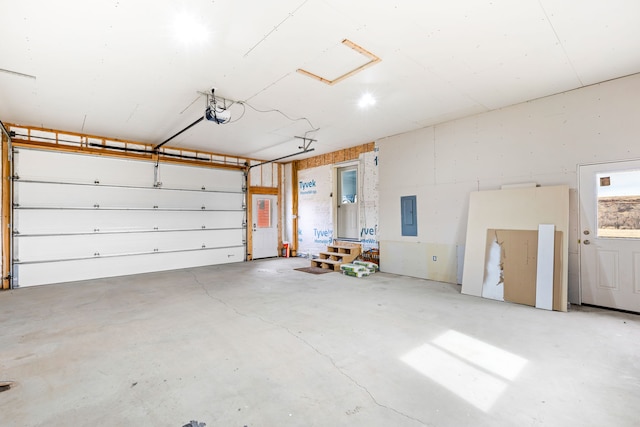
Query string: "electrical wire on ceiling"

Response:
xmin=226 ymin=102 xmax=246 ymax=124
xmin=155 ymin=89 xmax=319 ymax=151
xmin=200 ymin=88 xmax=319 ymax=133
xmin=237 ymin=101 xmax=319 ymax=136
xmin=212 ymin=93 xmax=320 ymax=167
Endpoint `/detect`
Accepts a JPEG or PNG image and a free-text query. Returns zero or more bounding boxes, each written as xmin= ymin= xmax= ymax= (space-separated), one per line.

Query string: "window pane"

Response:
xmin=257 ymin=198 xmax=271 ymax=228
xmin=597 ymin=170 xmax=640 ymax=238
xmin=340 ymin=169 xmax=357 ymax=203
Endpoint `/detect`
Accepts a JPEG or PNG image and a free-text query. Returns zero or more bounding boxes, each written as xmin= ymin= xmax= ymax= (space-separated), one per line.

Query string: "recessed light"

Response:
xmin=358 ymin=93 xmax=376 ymax=108
xmin=173 ymin=12 xmax=210 ymax=45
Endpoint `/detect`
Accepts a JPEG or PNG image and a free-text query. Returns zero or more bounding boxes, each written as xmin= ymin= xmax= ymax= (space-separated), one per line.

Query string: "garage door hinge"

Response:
xmin=6 ymin=275 xmax=18 ymax=288
xmin=12 ymin=203 xmax=19 ymax=208
xmin=11 ymin=174 xmax=19 ymax=180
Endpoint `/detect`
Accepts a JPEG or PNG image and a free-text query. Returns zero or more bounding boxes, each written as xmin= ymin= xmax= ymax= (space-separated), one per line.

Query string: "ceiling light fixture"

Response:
xmin=172 ymin=12 xmax=209 ymax=45
xmin=358 ymin=93 xmax=376 ymax=108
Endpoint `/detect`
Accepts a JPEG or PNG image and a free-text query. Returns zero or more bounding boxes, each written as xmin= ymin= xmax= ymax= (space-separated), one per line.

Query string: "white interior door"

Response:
xmin=579 ymin=161 xmax=640 ymax=312
xmin=337 ymin=166 xmax=358 ymax=239
xmin=252 ymin=194 xmax=278 ymax=259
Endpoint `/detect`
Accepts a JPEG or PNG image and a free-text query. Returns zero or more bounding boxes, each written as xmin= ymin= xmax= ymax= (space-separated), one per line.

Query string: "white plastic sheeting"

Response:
xmin=296 ymin=149 xmax=378 ymax=256
xmin=297 ymin=165 xmax=332 ymax=256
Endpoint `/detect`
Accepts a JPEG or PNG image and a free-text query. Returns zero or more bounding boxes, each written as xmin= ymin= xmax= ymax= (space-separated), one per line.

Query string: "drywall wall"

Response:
xmin=378 ymin=72 xmax=640 ymax=301
xmin=378 ymin=126 xmax=470 ymax=284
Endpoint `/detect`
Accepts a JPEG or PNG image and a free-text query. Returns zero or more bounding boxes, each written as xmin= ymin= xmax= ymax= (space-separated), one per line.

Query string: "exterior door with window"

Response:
xmin=252 ymin=194 xmax=278 ymax=259
xmin=337 ymin=166 xmax=358 ymax=239
xmin=579 ymin=161 xmax=640 ymax=312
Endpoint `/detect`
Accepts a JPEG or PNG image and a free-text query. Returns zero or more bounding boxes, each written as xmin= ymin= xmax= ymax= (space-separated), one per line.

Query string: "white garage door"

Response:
xmin=12 ymin=148 xmax=246 ymax=287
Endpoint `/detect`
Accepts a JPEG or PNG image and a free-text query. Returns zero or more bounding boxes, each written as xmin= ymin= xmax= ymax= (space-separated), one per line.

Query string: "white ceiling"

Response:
xmin=1 ymin=0 xmax=639 ymax=161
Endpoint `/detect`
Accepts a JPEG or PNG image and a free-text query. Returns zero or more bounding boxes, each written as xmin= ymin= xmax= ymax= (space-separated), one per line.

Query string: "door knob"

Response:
xmin=583 ymin=230 xmax=590 ymax=235
xmin=583 ymin=239 xmax=591 ymax=245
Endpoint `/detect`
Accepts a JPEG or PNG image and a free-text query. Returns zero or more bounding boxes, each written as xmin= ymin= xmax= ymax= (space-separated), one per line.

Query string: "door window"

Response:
xmin=337 ymin=166 xmax=359 ymax=239
xmin=340 ymin=169 xmax=357 ymax=203
xmin=256 ymin=198 xmax=272 ymax=228
xmin=597 ymin=170 xmax=640 ymax=238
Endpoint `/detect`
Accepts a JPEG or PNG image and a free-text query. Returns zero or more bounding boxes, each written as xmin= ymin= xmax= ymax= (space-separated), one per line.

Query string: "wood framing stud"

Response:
xmin=2 ymin=133 xmax=10 ymax=289
xmin=297 ymin=39 xmax=381 ymax=86
xmin=291 ymin=161 xmax=299 ymax=256
xmin=6 ymin=124 xmax=251 ymax=171
xmin=296 ymin=142 xmax=375 ymax=170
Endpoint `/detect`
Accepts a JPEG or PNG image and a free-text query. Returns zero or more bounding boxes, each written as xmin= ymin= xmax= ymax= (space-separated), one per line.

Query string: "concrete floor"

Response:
xmin=0 ymin=257 xmax=638 ymax=427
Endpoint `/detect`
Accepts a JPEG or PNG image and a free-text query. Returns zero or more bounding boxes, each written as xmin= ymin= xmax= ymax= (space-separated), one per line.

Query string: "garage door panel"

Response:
xmin=14 ymin=182 xmax=156 ymax=208
xmin=14 ymin=210 xmax=244 ymax=234
xmin=15 ymin=149 xmax=155 ymax=186
xmin=12 ymin=148 xmax=247 ymax=287
xmin=159 ymin=163 xmax=243 ymax=192
xmin=15 ymin=229 xmax=243 ymax=262
xmin=14 ymin=182 xmax=244 ymax=210
xmin=15 ymin=246 xmax=245 ymax=287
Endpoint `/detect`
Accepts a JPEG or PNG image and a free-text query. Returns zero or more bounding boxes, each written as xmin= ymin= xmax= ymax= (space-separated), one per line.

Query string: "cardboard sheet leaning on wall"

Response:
xmin=483 ymin=229 xmax=563 ymax=310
